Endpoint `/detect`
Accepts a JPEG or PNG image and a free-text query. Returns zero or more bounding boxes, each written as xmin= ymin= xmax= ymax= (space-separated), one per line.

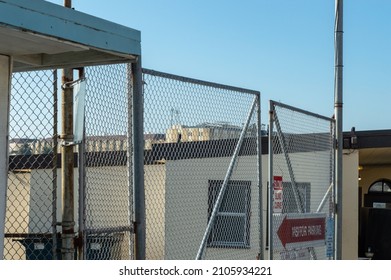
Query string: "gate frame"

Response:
xmin=268 ymin=100 xmax=336 ymax=260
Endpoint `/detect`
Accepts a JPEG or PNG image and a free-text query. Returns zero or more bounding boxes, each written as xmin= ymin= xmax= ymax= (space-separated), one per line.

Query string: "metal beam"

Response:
xmin=0 ymin=55 xmax=12 ymax=260
xmin=132 ymin=58 xmax=145 ymax=260
xmin=60 ymin=0 xmax=75 ymax=261
xmin=0 ymin=0 xmax=141 ymax=57
xmin=13 ymin=51 xmax=137 ymax=73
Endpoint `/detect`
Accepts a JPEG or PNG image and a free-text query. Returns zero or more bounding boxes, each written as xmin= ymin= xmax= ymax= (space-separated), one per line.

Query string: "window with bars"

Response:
xmin=207 ymin=180 xmax=251 ymax=248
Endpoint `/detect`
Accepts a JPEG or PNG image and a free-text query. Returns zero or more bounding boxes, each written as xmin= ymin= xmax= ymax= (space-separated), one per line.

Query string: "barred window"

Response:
xmin=207 ymin=180 xmax=251 ymax=248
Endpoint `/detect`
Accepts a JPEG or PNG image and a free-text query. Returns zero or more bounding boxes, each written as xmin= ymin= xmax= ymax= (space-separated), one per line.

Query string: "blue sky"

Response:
xmin=48 ymin=0 xmax=391 ymax=131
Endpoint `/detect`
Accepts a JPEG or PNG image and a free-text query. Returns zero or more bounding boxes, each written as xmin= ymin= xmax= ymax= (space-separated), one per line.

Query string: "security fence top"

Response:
xmin=270 ymin=100 xmax=335 ymax=123
xmin=142 ymin=68 xmax=260 ymax=97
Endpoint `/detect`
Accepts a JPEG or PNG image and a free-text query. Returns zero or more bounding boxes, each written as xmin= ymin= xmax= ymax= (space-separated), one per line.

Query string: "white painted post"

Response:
xmin=0 ymin=55 xmax=12 ymax=260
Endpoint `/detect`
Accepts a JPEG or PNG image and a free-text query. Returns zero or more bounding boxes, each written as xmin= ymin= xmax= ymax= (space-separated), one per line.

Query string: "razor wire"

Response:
xmin=142 ymin=69 xmax=262 ymax=260
xmin=268 ymin=101 xmax=335 ymax=260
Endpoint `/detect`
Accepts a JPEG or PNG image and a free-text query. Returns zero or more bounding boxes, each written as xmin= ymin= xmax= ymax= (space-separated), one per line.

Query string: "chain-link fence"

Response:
xmin=5 ymin=65 xmax=262 ymax=260
xmin=81 ymin=64 xmax=133 ymax=260
xmin=5 ymin=64 xmax=134 ymax=260
xmin=143 ymin=69 xmax=262 ymax=260
xmin=5 ymin=70 xmax=58 ymax=260
xmin=268 ymin=100 xmax=335 ymax=260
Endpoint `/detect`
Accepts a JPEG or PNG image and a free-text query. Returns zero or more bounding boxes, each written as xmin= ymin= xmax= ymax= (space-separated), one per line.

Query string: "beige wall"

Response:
xmin=162 ymin=150 xmax=359 ymax=260
xmin=342 ymin=150 xmax=359 ymax=260
xmin=164 ymin=156 xmax=260 ymax=260
xmin=30 ymin=169 xmax=78 ymax=232
xmin=19 ymin=166 xmax=131 ymax=258
xmin=4 ymin=149 xmax=361 ymax=260
xmin=145 ymin=164 xmax=166 ymax=260
xmin=4 ymin=172 xmax=31 ymax=260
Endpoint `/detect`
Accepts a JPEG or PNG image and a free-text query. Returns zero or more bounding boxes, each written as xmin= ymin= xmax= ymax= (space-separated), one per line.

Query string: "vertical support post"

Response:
xmin=61 ymin=66 xmax=75 ymax=260
xmin=61 ymin=0 xmax=75 ymax=260
xmin=77 ymin=68 xmax=85 ymax=260
xmin=0 ymin=55 xmax=12 ymax=260
xmin=334 ymin=0 xmax=343 ymax=260
xmin=256 ymin=94 xmax=264 ymax=260
xmin=52 ymin=70 xmax=58 ymax=260
xmin=268 ymin=101 xmax=274 ymax=260
xmin=59 ymin=0 xmax=76 ymax=262
xmin=132 ymin=57 xmax=145 ymax=260
xmin=126 ymin=63 xmax=134 ymax=259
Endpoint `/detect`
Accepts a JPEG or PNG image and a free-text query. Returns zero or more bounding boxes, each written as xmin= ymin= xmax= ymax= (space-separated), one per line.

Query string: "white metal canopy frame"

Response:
xmin=0 ymin=0 xmax=144 ymax=260
xmin=0 ymin=0 xmax=141 ymax=72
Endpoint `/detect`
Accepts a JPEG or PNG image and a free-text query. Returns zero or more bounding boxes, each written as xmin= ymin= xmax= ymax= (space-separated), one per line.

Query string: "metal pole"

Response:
xmin=61 ymin=0 xmax=75 ymax=260
xmin=132 ymin=57 xmax=145 ymax=260
xmin=268 ymin=101 xmax=274 ymax=260
xmin=334 ymin=0 xmax=343 ymax=260
xmin=0 ymin=55 xmax=12 ymax=260
xmin=196 ymin=97 xmax=257 ymax=260
xmin=52 ymin=70 xmax=58 ymax=260
xmin=126 ymin=63 xmax=134 ymax=259
xmin=77 ymin=68 xmax=85 ymax=260
xmin=256 ymin=95 xmax=264 ymax=260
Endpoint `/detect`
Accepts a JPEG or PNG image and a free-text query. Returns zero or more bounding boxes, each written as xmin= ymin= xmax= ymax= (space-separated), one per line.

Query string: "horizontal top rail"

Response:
xmin=270 ymin=100 xmax=335 ymax=122
xmin=142 ymin=68 xmax=260 ymax=96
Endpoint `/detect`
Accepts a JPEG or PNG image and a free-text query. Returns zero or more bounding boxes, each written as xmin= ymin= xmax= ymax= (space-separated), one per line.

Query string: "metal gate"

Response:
xmin=268 ymin=100 xmax=335 ymax=260
xmin=79 ymin=64 xmax=134 ymax=260
xmin=5 ymin=65 xmax=134 ymax=260
xmin=142 ymin=69 xmax=262 ymax=260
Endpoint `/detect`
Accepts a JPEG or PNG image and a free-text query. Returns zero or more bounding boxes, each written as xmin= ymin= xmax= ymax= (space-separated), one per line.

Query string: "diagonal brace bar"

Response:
xmin=195 ymin=96 xmax=257 ymax=260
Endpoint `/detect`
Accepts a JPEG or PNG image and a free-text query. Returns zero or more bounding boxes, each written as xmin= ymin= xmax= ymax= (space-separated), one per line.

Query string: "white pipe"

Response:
xmin=0 ymin=55 xmax=12 ymax=260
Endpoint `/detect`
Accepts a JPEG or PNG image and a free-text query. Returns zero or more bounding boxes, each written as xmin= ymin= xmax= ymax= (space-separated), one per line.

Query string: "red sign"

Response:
xmin=277 ymin=216 xmax=326 ymax=248
xmin=273 ymin=176 xmax=283 ymax=213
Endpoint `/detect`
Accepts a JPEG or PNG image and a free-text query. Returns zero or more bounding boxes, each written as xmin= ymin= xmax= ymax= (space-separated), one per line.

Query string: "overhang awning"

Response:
xmin=0 ymin=0 xmax=141 ymax=72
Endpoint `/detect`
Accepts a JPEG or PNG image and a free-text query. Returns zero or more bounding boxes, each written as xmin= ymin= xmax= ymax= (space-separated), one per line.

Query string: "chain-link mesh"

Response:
xmin=269 ymin=101 xmax=335 ymax=260
xmin=5 ymin=65 xmax=261 ymax=261
xmin=143 ymin=69 xmax=261 ymax=260
xmin=5 ymin=70 xmax=58 ymax=260
xmin=82 ymin=64 xmax=133 ymax=260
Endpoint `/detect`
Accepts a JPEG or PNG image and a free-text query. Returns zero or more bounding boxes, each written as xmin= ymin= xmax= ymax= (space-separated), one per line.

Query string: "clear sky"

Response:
xmin=47 ymin=0 xmax=391 ymax=132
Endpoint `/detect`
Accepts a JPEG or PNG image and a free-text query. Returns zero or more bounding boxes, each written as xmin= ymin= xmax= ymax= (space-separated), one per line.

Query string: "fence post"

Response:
xmin=256 ymin=94 xmax=264 ymax=260
xmin=60 ymin=0 xmax=75 ymax=261
xmin=60 ymin=65 xmax=75 ymax=260
xmin=132 ymin=57 xmax=145 ymax=260
xmin=0 ymin=55 xmax=12 ymax=260
xmin=52 ymin=70 xmax=59 ymax=260
xmin=334 ymin=0 xmax=343 ymax=260
xmin=268 ymin=101 xmax=274 ymax=260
